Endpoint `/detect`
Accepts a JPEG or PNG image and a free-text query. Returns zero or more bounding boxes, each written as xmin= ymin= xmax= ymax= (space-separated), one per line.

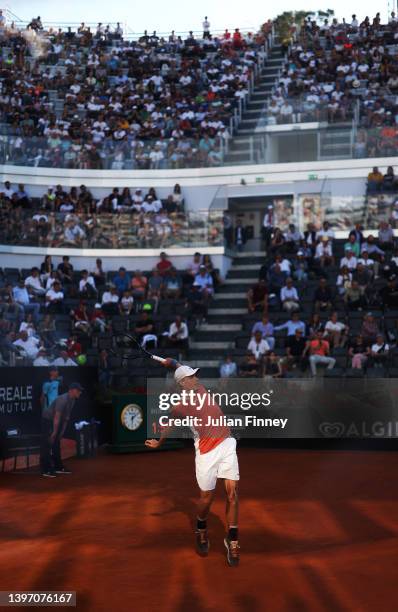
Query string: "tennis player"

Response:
xmin=145 ymin=363 xmax=240 ymax=566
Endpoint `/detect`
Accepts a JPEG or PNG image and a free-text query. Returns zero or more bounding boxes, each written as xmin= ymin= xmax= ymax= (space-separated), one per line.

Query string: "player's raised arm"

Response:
xmin=145 ymin=358 xmax=182 ymax=449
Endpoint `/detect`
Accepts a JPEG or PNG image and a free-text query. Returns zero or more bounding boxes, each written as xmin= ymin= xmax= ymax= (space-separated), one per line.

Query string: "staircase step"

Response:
xmin=194 ymin=330 xmax=239 ymax=341
xmin=218 ymin=283 xmax=250 ymax=293
xmin=207 ymin=314 xmax=244 ymax=324
xmin=213 ymin=292 xmax=246 ymax=299
xmin=186 ymin=360 xmax=221 ymax=368
xmin=227 ymin=269 xmax=258 ymax=279
xmin=234 ymin=251 xmax=265 ymax=257
xmin=199 ymin=324 xmax=242 ymax=331
xmin=208 ymin=308 xmax=247 ymax=315
xmin=232 ymin=257 xmax=265 ymax=265
xmin=230 ymin=263 xmax=260 ymax=270
xmin=224 ymin=278 xmax=254 ymax=284
xmin=190 ymin=341 xmax=234 ymax=349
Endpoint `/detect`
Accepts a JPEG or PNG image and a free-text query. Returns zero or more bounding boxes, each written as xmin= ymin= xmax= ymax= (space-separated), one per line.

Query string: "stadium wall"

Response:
xmin=2 ymin=156 xmax=396 ymax=211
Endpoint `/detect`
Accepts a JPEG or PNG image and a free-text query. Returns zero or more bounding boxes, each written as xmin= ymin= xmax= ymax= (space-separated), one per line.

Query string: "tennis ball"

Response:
xmin=142 ymin=303 xmax=153 ymax=311
xmin=76 ymin=354 xmax=87 ymax=366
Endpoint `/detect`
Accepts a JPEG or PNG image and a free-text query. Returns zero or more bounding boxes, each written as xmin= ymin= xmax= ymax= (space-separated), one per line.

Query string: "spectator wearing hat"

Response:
xmin=293 ymin=250 xmax=309 ymax=283
xmin=194 ymin=265 xmax=214 ymax=301
xmin=90 ymin=303 xmax=107 ymax=332
xmin=163 ymin=267 xmax=183 ymax=299
xmin=315 ymin=236 xmax=334 ymax=268
xmin=40 ymin=382 xmax=83 ymax=477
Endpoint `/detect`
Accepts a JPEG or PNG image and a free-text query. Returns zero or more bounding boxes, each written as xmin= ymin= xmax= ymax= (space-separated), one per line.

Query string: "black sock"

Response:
xmin=197 ymin=517 xmax=207 ymax=530
xmin=228 ymin=527 xmax=238 ymax=541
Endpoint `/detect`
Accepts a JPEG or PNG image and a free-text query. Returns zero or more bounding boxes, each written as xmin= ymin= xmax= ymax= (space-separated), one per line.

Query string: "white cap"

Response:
xmin=94 ymin=303 xmax=101 ymax=309
xmin=174 ymin=365 xmax=199 ymax=384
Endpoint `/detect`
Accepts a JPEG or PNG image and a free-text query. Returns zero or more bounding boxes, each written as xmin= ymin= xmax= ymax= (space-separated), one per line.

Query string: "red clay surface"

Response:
xmin=1 ymin=447 xmax=398 ymax=612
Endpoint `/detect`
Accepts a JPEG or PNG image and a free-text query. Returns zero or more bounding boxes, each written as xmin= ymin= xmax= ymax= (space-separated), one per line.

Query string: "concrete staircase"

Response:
xmin=186 ymin=252 xmax=264 ymax=375
xmin=225 ymin=46 xmax=285 ymax=165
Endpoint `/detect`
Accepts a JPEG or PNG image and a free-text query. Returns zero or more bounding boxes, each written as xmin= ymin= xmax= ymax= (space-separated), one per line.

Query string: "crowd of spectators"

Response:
xmin=219 ymin=217 xmax=398 ymax=379
xmin=267 ymin=12 xmax=398 ymax=129
xmin=0 ymin=180 xmax=223 ymax=248
xmin=0 ymin=15 xmax=268 ymax=169
xmin=0 ymin=250 xmax=223 ymax=374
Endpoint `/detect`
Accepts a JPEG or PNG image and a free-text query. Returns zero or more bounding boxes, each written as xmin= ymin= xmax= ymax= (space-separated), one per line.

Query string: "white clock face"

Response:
xmin=121 ymin=404 xmax=144 ymax=431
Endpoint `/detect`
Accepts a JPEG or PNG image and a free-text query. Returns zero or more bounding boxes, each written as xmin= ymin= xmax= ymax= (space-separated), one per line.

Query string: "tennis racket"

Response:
xmin=110 ymin=333 xmax=178 ymax=368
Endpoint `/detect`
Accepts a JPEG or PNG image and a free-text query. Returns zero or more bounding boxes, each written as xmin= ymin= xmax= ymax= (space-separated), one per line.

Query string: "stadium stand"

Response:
xmin=0 ymin=12 xmax=398 ymax=386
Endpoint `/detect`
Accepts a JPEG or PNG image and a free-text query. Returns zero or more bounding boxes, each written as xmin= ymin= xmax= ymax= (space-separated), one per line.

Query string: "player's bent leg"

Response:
xmin=195 ymin=489 xmax=214 ymax=556
xmin=224 ymin=479 xmax=240 ymax=567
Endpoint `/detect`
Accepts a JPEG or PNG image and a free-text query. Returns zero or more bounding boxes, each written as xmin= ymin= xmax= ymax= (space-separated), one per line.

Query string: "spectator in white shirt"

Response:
xmin=52 ymin=350 xmax=78 ymax=367
xmin=315 ymin=236 xmax=334 ymax=267
xmin=19 ymin=314 xmax=37 ymax=337
xmin=33 ymin=348 xmax=51 ymax=367
xmin=324 ymin=312 xmax=349 ymax=348
xmin=340 ymin=247 xmax=358 ymax=271
xmin=247 ymin=331 xmax=270 ymax=360
xmin=316 ymin=221 xmax=335 ymax=242
xmin=13 ymin=331 xmax=40 ymax=360
xmin=194 ymin=265 xmax=214 ymax=299
xmin=370 ymin=335 xmax=389 ymax=367
xmin=25 ymin=267 xmax=46 ymax=296
xmin=79 ymin=270 xmax=97 ymax=298
xmin=46 ymin=281 xmax=64 ymax=313
xmin=280 ymin=278 xmax=300 ymax=313
xmin=101 ymin=285 xmax=119 ymax=316
xmin=167 ymin=315 xmax=189 ymax=349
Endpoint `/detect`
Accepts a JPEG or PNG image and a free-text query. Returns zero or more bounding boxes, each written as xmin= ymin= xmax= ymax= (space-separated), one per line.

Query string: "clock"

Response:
xmin=120 ymin=404 xmax=144 ymax=431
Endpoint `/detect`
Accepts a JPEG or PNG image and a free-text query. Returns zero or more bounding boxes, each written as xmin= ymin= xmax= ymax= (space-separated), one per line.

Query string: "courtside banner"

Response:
xmin=0 ymin=367 xmax=97 ymax=441
xmin=146 ymin=378 xmax=398 ymax=439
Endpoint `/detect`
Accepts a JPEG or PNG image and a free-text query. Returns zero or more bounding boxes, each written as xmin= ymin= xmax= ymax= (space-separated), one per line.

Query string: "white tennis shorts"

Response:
xmin=195 ymin=437 xmax=239 ymax=491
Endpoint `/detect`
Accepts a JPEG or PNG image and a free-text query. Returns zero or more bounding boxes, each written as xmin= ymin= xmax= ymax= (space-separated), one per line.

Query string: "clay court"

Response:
xmin=2 ymin=447 xmax=398 ymax=612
